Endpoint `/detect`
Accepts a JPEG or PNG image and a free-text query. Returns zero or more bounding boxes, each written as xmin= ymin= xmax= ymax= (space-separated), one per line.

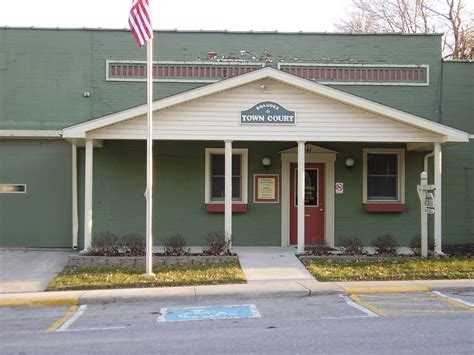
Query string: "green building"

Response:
xmin=0 ymin=28 xmax=472 ymax=252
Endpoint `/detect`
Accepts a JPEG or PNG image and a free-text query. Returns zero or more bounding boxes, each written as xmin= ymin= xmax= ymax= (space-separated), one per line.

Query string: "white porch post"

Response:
xmin=72 ymin=144 xmax=78 ymax=249
xmin=225 ymin=140 xmax=233 ymax=247
xmin=297 ymin=141 xmax=306 ymax=253
xmin=434 ymin=143 xmax=443 ymax=253
xmin=84 ymin=139 xmax=94 ymax=251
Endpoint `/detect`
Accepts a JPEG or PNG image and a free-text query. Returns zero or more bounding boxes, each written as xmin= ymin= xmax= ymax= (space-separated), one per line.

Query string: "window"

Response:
xmin=210 ymin=154 xmax=241 ymax=201
xmin=205 ymin=148 xmax=248 ymax=204
xmin=363 ymin=148 xmax=405 ymax=203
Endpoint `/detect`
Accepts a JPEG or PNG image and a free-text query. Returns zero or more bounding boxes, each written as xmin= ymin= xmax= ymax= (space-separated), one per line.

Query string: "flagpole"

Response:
xmin=145 ymin=35 xmax=154 ymax=276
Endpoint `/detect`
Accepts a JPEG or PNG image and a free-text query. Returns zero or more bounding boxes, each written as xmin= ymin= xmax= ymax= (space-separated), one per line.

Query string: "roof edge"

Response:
xmin=0 ymin=26 xmax=445 ymax=36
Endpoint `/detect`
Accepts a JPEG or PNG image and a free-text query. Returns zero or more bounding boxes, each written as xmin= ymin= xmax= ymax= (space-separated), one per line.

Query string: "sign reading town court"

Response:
xmin=240 ymin=101 xmax=295 ymax=125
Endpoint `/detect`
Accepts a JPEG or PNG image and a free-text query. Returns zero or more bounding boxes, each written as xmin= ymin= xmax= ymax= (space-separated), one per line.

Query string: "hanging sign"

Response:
xmin=241 ymin=101 xmax=295 ymax=124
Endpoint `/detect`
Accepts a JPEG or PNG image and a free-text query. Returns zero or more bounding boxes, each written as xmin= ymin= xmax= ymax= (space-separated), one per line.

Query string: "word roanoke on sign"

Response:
xmin=241 ymin=101 xmax=295 ymax=124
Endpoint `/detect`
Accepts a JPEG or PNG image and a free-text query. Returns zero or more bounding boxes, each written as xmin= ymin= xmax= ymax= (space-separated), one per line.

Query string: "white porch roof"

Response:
xmin=62 ymin=67 xmax=469 ymax=145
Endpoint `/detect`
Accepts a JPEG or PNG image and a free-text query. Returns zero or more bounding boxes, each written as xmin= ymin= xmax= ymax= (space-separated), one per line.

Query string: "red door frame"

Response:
xmin=289 ymin=163 xmax=325 ymax=245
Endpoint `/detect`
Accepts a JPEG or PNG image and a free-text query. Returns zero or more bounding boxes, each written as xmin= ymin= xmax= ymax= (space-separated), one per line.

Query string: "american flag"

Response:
xmin=129 ymin=0 xmax=153 ymax=47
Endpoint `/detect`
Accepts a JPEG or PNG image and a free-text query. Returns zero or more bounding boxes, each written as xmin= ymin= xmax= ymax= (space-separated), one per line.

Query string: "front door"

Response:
xmin=290 ymin=163 xmax=325 ymax=245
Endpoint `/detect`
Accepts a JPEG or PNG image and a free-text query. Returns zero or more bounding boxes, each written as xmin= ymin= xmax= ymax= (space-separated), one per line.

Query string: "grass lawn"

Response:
xmin=302 ymin=257 xmax=474 ymax=282
xmin=47 ymin=261 xmax=246 ymax=291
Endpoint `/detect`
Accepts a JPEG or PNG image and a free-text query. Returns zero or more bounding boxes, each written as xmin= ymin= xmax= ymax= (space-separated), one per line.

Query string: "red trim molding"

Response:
xmin=364 ymin=204 xmax=406 ymax=213
xmin=206 ymin=204 xmax=248 ymax=213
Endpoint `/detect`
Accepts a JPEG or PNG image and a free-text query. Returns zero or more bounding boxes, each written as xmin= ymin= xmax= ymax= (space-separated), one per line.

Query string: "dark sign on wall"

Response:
xmin=240 ymin=101 xmax=295 ymax=125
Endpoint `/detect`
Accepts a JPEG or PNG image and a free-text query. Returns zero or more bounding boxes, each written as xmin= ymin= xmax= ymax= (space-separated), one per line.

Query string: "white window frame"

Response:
xmin=205 ymin=148 xmax=248 ymax=204
xmin=363 ymin=148 xmax=405 ymax=204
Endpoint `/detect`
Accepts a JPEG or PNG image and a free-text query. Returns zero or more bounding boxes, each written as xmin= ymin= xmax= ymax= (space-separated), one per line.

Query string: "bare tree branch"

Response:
xmin=334 ymin=0 xmax=473 ymax=59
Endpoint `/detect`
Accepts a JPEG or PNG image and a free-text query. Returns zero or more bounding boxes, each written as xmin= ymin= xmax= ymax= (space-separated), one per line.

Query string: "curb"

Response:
xmin=1 ymin=280 xmax=473 ymax=307
xmin=0 ymin=294 xmax=80 ymax=307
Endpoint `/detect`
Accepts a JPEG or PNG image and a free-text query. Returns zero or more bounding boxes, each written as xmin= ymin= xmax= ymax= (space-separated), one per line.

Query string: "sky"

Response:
xmin=1 ymin=0 xmax=353 ymax=32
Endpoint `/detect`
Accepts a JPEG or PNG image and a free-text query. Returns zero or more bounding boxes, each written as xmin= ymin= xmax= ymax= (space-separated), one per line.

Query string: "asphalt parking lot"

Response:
xmin=1 ymin=290 xmax=473 ymax=336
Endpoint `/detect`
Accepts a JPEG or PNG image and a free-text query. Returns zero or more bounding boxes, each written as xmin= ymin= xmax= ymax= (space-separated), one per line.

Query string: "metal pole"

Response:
xmin=144 ymin=38 xmax=154 ymax=276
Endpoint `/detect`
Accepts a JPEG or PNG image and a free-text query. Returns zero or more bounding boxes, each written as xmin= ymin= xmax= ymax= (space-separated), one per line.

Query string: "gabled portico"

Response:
xmin=63 ymin=67 xmax=469 ymax=252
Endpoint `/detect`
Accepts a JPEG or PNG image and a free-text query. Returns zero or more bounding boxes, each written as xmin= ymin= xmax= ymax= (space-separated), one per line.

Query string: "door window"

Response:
xmin=294 ymin=168 xmax=319 ymax=207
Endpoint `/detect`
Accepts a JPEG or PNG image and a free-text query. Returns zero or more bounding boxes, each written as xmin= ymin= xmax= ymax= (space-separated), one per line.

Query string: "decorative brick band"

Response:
xmin=278 ymin=63 xmax=429 ymax=86
xmin=106 ymin=60 xmax=265 ymax=83
xmin=107 ymin=60 xmax=429 ymax=86
xmin=68 ymin=255 xmax=239 ymax=268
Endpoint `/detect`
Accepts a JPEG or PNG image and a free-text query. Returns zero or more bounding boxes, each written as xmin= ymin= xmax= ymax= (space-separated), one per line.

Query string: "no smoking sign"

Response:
xmin=335 ymin=182 xmax=344 ymax=194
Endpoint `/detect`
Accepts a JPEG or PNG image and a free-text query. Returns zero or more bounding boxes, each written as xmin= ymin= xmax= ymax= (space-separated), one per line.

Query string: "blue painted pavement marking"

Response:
xmin=157 ymin=304 xmax=261 ymax=322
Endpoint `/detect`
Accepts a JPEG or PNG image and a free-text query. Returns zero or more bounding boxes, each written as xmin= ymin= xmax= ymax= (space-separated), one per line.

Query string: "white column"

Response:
xmin=297 ymin=141 xmax=306 ymax=253
xmin=225 ymin=140 xmax=233 ymax=247
xmin=84 ymin=139 xmax=93 ymax=251
xmin=434 ymin=143 xmax=442 ymax=253
xmin=72 ymin=144 xmax=78 ymax=249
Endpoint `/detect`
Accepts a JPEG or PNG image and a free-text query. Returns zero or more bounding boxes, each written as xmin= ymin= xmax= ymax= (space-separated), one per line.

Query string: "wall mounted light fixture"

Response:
xmin=262 ymin=157 xmax=272 ymax=169
xmin=345 ymin=158 xmax=355 ymax=172
xmin=262 ymin=157 xmax=272 ymax=166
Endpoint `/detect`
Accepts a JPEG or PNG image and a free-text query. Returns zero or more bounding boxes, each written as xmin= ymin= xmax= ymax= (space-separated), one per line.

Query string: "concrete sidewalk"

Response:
xmin=0 ymin=249 xmax=76 ymax=294
xmin=234 ymin=247 xmax=315 ymax=283
xmin=1 ymin=279 xmax=473 ymax=307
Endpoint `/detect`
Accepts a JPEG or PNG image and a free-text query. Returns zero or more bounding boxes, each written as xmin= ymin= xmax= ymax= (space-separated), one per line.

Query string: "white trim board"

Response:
xmin=0 ymin=130 xmax=62 ymax=138
xmin=62 ymin=67 xmax=469 ymax=143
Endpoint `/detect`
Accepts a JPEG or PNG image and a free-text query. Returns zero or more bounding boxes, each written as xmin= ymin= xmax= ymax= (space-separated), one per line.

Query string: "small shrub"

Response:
xmin=121 ymin=233 xmax=146 ymax=256
xmin=202 ymin=231 xmax=232 ymax=256
xmin=410 ymin=234 xmax=435 ymax=256
xmin=371 ymin=233 xmax=399 ymax=256
xmin=89 ymin=232 xmax=120 ymax=256
xmin=339 ymin=235 xmax=364 ymax=255
xmin=304 ymin=244 xmax=336 ymax=256
xmin=162 ymin=234 xmax=189 ymax=256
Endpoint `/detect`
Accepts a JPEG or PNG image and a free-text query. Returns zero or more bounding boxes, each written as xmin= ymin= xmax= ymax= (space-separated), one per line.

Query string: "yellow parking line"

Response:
xmin=350 ymin=294 xmax=386 ymax=316
xmin=359 ymin=294 xmax=437 ymax=300
xmin=431 ymin=294 xmax=473 ymax=310
xmin=384 ymin=309 xmax=474 ymax=314
xmin=47 ymin=305 xmax=78 ymax=333
xmin=368 ymin=302 xmax=461 ymax=307
xmin=345 ymin=286 xmax=429 ymax=294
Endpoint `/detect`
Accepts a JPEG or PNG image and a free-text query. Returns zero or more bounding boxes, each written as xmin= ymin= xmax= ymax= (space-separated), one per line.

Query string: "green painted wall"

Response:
xmin=326 ymin=143 xmax=425 ymax=246
xmin=440 ymin=62 xmax=474 ymax=244
xmin=76 ymin=140 xmax=431 ymax=247
xmin=78 ymin=140 xmax=292 ymax=247
xmin=1 ymin=28 xmax=443 ymax=129
xmin=0 ymin=140 xmax=72 ymax=247
xmin=1 ymin=29 xmax=472 ymax=248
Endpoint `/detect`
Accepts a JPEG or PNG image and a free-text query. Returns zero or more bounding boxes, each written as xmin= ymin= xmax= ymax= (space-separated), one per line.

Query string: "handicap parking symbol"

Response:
xmin=158 ymin=304 xmax=261 ymax=322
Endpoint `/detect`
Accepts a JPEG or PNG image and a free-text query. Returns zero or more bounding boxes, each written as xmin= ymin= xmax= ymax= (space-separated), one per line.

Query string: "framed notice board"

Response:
xmin=254 ymin=174 xmax=279 ymax=203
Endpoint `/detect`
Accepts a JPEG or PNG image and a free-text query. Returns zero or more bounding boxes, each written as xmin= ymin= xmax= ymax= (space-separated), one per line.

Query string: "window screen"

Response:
xmin=367 ymin=153 xmax=398 ymax=201
xmin=210 ymin=154 xmax=241 ymax=201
